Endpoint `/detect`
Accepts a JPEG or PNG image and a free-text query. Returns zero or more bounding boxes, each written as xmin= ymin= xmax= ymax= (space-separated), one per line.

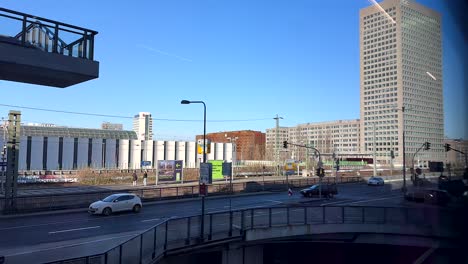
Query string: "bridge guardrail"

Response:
xmin=44 ymin=204 xmax=464 ymax=264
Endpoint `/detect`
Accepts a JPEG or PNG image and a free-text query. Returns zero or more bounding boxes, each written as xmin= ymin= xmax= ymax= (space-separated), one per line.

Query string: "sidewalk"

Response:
xmin=8 ymin=175 xmax=323 ymax=197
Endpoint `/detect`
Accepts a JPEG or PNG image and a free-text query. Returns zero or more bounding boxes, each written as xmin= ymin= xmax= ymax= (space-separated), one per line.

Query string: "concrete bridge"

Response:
xmin=44 ymin=204 xmax=467 ymax=264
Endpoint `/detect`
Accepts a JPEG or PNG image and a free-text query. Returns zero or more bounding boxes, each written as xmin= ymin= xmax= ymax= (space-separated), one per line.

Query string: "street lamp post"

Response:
xmin=181 ymin=100 xmax=207 ymax=241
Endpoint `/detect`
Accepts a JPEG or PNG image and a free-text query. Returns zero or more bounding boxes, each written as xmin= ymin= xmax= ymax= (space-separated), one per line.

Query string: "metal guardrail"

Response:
xmin=44 ymin=205 xmax=462 ymax=264
xmin=0 ymin=7 xmax=97 ymax=60
xmin=0 ymin=177 xmax=362 ymax=213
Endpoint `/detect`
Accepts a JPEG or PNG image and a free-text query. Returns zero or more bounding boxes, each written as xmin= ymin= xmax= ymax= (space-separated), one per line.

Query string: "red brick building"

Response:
xmin=196 ymin=130 xmax=266 ymax=160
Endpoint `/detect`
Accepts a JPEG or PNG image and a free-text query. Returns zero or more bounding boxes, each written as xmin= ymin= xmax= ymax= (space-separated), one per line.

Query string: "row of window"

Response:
xmin=364 ymin=51 xmax=397 ymax=66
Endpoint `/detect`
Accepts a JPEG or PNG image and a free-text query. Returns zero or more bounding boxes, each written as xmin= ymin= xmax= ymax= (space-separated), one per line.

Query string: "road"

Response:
xmin=0 ymin=179 xmax=440 ymax=263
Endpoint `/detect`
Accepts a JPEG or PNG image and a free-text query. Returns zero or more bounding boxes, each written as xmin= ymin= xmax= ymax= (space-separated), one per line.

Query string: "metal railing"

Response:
xmin=0 ymin=7 xmax=97 ymax=60
xmin=0 ymin=177 xmax=362 ymax=213
xmin=45 ymin=205 xmax=462 ymax=264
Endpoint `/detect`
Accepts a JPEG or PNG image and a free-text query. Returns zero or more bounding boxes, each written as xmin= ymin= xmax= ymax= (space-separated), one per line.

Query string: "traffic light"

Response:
xmin=335 ymin=159 xmax=340 ymax=171
xmin=444 ymin=143 xmax=451 ymax=152
xmin=283 ymin=141 xmax=288 ymax=148
xmin=315 ymin=168 xmax=320 ymax=176
xmin=424 ymin=142 xmax=431 ymax=150
xmin=390 ymin=150 xmax=395 ymax=159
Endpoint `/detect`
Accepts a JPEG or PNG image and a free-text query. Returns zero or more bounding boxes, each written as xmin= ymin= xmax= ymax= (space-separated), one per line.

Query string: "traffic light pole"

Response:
xmin=284 ymin=141 xmax=322 ymax=198
xmin=411 ymin=142 xmax=429 ymax=185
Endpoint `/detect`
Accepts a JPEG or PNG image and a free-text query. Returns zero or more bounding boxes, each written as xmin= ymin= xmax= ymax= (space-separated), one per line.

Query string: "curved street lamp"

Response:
xmin=181 ymin=99 xmax=207 ymax=241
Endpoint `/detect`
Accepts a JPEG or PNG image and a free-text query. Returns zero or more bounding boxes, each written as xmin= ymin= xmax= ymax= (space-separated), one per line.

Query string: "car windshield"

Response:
xmin=309 ymin=185 xmax=318 ymax=190
xmin=102 ymin=194 xmax=119 ymax=202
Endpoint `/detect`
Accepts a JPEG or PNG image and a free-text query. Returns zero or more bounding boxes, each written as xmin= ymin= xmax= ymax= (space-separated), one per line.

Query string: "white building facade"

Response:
xmin=0 ymin=126 xmax=232 ymax=171
xmin=133 ymin=112 xmax=153 ymax=140
xmin=266 ymin=120 xmax=361 ymax=161
xmin=360 ymin=0 xmax=444 ymax=167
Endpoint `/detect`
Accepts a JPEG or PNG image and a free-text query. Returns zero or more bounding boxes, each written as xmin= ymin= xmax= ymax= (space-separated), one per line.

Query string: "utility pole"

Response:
xmin=373 ymin=122 xmax=377 ymax=176
xmin=402 ymin=106 xmax=407 ymax=193
xmin=1 ymin=117 xmax=7 ymax=194
xmin=390 ymin=136 xmax=394 ymax=177
xmin=274 ymin=114 xmax=283 ymax=176
xmin=4 ymin=111 xmax=21 ymax=213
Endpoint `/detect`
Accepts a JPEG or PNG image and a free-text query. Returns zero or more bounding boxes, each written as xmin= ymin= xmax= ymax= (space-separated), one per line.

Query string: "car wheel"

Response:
xmin=133 ymin=204 xmax=142 ymax=213
xmin=102 ymin=207 xmax=112 ymax=216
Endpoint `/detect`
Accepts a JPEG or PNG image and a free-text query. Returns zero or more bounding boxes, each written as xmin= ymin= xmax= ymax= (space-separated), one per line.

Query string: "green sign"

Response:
xmin=208 ymin=160 xmax=224 ymax=180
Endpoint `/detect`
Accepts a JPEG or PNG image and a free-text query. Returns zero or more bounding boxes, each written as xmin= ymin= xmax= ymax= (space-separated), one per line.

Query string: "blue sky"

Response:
xmin=0 ymin=0 xmax=466 ymax=140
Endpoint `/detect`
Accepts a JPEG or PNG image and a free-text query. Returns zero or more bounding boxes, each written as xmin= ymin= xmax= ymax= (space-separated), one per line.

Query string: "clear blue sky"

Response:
xmin=0 ymin=0 xmax=466 ymax=140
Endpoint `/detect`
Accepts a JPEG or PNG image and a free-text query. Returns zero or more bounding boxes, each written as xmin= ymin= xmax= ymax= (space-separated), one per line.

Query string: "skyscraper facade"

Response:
xmin=360 ymin=0 xmax=444 ymax=167
xmin=133 ymin=112 xmax=153 ymax=140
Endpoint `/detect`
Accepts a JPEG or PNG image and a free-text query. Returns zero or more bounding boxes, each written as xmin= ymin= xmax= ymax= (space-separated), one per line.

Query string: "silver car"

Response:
xmin=367 ymin=177 xmax=384 ymax=186
xmin=89 ymin=193 xmax=142 ymax=216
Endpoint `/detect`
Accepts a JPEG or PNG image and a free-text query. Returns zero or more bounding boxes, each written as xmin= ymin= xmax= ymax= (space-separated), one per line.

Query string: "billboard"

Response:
xmin=208 ymin=160 xmax=225 ymax=181
xmin=157 ymin=160 xmax=183 ymax=181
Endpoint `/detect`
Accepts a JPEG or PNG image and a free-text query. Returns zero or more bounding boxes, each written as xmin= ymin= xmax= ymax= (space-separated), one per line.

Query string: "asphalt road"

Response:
xmin=0 ymin=179 xmax=440 ymax=264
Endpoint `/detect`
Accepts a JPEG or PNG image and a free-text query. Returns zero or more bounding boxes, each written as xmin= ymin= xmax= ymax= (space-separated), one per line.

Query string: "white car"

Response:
xmin=89 ymin=193 xmax=142 ymax=216
xmin=367 ymin=176 xmax=385 ymax=186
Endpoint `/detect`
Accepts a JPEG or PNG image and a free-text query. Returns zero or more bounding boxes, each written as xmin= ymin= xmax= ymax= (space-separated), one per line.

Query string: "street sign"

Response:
xmin=200 ymin=163 xmax=213 ymax=184
xmin=141 ymin=161 xmax=151 ymax=167
xmin=0 ymin=162 xmax=6 ymax=167
xmin=222 ymin=162 xmax=232 ymax=176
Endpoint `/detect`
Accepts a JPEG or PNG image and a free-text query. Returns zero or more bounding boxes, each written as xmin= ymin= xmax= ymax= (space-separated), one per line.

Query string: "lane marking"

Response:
xmin=347 ymin=195 xmax=402 ymax=205
xmin=48 ymin=226 xmax=100 ymax=234
xmin=264 ymin=199 xmax=283 ymax=204
xmin=141 ymin=218 xmax=160 ymax=223
xmin=321 ymin=199 xmax=353 ymax=206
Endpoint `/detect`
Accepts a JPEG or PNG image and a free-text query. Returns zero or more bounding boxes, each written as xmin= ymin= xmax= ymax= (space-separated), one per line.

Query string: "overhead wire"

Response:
xmin=0 ymin=103 xmax=273 ymax=123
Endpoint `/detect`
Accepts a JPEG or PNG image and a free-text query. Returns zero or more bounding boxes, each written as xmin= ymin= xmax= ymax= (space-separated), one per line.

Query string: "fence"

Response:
xmin=0 ymin=7 xmax=97 ymax=60
xmin=0 ymin=177 xmax=362 ymax=213
xmin=44 ymin=205 xmax=462 ymax=264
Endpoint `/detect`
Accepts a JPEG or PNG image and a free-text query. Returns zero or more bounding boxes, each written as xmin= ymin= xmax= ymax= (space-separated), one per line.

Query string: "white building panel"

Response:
xmin=165 ymin=141 xmax=176 ymax=161
xmin=175 ymin=141 xmax=186 ymax=162
xmin=129 ymin=140 xmax=141 ymax=169
xmin=215 ymin=143 xmax=224 ymax=161
xmin=207 ymin=142 xmax=215 ymax=161
xmin=119 ymin=139 xmax=129 ymax=169
xmin=142 ymin=140 xmax=153 ymax=168
xmin=105 ymin=139 xmax=116 ymax=169
xmin=77 ymin=138 xmax=89 ymax=169
xmin=30 ymin=136 xmax=43 ymax=170
xmin=62 ymin=138 xmax=74 ymax=170
xmin=91 ymin=138 xmax=103 ymax=168
xmin=154 ymin=141 xmax=165 ymax=164
xmin=186 ymin=141 xmax=197 ymax=168
xmin=224 ymin=143 xmax=233 ymax=163
xmin=47 ymin=137 xmax=59 ymax=170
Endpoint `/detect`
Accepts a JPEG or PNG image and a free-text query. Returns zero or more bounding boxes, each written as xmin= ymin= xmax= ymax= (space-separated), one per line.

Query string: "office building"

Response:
xmin=133 ymin=112 xmax=153 ymax=140
xmin=360 ymin=0 xmax=444 ymax=167
xmin=196 ymin=130 xmax=266 ymax=161
xmin=265 ymin=127 xmax=289 ymax=161
xmin=267 ymin=120 xmax=361 ymax=162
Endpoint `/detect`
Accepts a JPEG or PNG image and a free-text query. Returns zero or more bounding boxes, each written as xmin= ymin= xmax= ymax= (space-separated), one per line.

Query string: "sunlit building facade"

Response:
xmin=360 ymin=0 xmax=444 ymax=167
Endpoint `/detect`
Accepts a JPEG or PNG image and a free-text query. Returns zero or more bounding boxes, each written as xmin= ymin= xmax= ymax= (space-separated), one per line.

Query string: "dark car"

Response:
xmin=404 ymin=189 xmax=451 ymax=206
xmin=300 ymin=184 xmax=337 ymax=198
